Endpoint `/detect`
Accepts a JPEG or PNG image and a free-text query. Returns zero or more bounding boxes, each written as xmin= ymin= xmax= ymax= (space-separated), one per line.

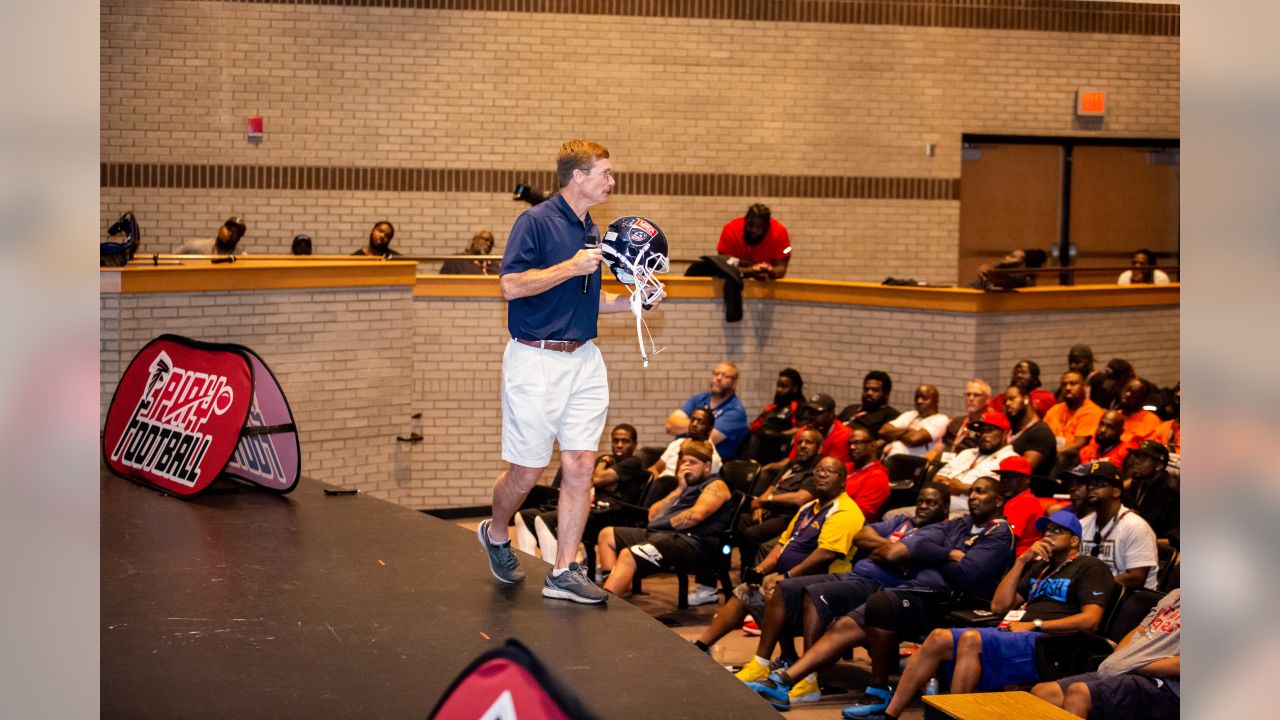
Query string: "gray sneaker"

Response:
xmin=542 ymin=563 xmax=609 ymax=605
xmin=477 ymin=519 xmax=525 ymax=584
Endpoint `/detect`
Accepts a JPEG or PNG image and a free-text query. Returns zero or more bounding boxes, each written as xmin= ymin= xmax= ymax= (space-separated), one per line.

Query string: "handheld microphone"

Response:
xmin=582 ymin=230 xmax=600 ymax=294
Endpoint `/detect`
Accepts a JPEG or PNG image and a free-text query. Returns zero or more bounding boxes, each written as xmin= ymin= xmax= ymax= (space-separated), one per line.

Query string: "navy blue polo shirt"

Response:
xmin=501 ymin=194 xmax=601 ymax=342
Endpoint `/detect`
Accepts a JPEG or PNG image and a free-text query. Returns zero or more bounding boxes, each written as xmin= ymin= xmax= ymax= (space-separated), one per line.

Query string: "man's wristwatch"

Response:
xmin=1032 ymin=619 xmax=1043 ymax=629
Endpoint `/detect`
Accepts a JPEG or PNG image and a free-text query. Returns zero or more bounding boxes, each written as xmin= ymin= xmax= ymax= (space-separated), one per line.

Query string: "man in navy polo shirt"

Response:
xmin=476 ymin=139 xmax=661 ymax=606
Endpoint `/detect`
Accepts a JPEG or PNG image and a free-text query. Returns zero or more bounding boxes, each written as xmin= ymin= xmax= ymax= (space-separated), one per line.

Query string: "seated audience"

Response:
xmin=930 ymin=411 xmax=1016 ymax=517
xmin=839 ymin=370 xmax=900 ymax=440
xmin=783 ymin=393 xmax=851 ymax=466
xmin=745 ymin=478 xmax=1015 ymax=711
xmin=1044 ymin=370 xmax=1104 ymax=475
xmin=717 ymin=203 xmax=791 ymax=280
xmin=1004 ymin=384 xmax=1058 ymax=491
xmin=353 ymin=220 xmax=401 ymax=257
xmin=1032 ymin=588 xmax=1180 ymax=720
xmin=1078 ymin=410 xmax=1134 ymax=467
xmin=1077 ymin=461 xmax=1159 ymax=590
xmin=880 ymin=385 xmax=948 ymax=459
xmin=176 ymin=215 xmax=246 ymax=255
xmin=666 ymin=361 xmax=749 ymax=459
xmin=693 ymin=457 xmax=863 ymax=653
xmin=1122 ymin=440 xmax=1179 ymax=549
xmin=1117 ymin=378 xmax=1167 ymax=445
xmin=734 ymin=484 xmax=953 ymax=686
xmin=734 ymin=428 xmax=823 ymax=579
xmin=513 ymin=424 xmax=645 ymax=562
xmin=844 ymin=426 xmax=890 ymax=519
xmin=439 ymin=230 xmax=496 ymax=274
xmin=597 ymin=440 xmax=732 ymax=597
xmin=743 ymin=368 xmax=805 ymax=464
xmin=1089 ymin=358 xmax=1136 ymax=410
xmin=1117 ymin=248 xmax=1171 ymax=285
xmin=989 ymin=360 xmax=1056 ymax=417
xmin=874 ymin=510 xmax=1113 ymax=719
xmin=996 ymin=455 xmax=1046 ymax=555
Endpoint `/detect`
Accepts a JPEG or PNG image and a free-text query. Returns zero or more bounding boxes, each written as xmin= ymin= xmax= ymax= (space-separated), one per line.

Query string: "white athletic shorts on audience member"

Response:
xmin=501 ymin=339 xmax=609 ymax=468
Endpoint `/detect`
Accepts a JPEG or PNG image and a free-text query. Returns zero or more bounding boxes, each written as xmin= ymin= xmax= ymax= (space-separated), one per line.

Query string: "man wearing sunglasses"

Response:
xmin=1077 ymin=461 xmax=1159 ymax=590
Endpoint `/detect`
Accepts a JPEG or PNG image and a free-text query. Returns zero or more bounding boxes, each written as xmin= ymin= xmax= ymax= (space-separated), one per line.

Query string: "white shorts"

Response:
xmin=501 ymin=339 xmax=609 ymax=468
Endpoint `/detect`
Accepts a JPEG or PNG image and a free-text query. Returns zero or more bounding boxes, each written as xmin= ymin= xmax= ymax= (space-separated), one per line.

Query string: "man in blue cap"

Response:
xmin=862 ymin=509 xmax=1115 ymax=720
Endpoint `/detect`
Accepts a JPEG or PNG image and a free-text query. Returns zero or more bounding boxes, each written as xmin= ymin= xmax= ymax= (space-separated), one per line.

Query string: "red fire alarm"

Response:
xmin=1075 ymin=90 xmax=1107 ymax=117
xmin=246 ymin=115 xmax=264 ymax=141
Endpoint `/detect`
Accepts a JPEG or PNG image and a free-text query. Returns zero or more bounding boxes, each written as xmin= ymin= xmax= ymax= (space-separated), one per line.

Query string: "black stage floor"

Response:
xmin=101 ymin=469 xmax=780 ymax=719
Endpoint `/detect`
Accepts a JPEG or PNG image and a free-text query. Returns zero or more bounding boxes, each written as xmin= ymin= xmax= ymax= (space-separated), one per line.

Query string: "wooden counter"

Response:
xmin=100 ymin=256 xmax=417 ymax=294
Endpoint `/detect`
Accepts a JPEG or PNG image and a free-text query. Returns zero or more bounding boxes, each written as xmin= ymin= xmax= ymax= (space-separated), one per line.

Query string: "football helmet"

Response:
xmin=601 ymin=216 xmax=669 ymax=366
xmin=100 ymin=210 xmax=140 ymax=267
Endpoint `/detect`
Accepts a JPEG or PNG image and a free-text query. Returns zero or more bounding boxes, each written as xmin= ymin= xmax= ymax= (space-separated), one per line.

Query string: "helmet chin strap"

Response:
xmin=601 ymin=244 xmax=666 ymax=367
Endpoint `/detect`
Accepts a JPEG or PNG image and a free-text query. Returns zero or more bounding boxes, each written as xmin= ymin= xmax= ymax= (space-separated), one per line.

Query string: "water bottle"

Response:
xmin=924 ymin=678 xmax=939 ymax=696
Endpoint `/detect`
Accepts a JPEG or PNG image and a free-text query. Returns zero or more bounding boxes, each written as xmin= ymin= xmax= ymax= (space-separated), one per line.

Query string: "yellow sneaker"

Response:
xmin=789 ymin=674 xmax=822 ymax=704
xmin=734 ymin=658 xmax=771 ymax=683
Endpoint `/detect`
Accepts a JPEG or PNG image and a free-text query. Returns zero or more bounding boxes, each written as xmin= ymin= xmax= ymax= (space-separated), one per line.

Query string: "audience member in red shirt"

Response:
xmin=844 ymin=425 xmax=890 ymax=519
xmin=717 ymin=203 xmax=791 ymax=280
xmin=1078 ymin=410 xmax=1134 ymax=467
xmin=784 ymin=393 xmax=851 ymax=465
xmin=995 ymin=455 xmax=1046 ymax=555
xmin=989 ymin=359 xmax=1056 ymax=417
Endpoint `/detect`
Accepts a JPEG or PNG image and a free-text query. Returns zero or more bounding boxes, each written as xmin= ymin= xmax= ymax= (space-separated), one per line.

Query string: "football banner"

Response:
xmin=428 ymin=639 xmax=602 ymax=720
xmin=103 ymin=335 xmax=300 ymax=497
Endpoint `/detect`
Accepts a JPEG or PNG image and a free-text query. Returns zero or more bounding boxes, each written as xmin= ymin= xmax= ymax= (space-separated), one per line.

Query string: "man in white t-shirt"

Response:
xmin=649 ymin=407 xmax=723 ymax=478
xmin=932 ymin=411 xmax=1017 ymax=516
xmin=880 ymin=385 xmax=949 ymax=459
xmin=1117 ymin=249 xmax=1171 ymax=285
xmin=1077 ymin=460 xmax=1159 ymax=590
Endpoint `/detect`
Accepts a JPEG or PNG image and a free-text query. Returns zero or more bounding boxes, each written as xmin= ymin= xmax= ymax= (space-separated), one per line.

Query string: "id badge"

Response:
xmin=940 ymin=451 xmax=956 ymax=465
xmin=997 ymin=609 xmax=1026 ymax=629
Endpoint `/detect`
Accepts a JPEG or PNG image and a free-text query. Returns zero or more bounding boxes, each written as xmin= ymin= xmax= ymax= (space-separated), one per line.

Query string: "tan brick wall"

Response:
xmin=100 ymin=1 xmax=1178 ymax=286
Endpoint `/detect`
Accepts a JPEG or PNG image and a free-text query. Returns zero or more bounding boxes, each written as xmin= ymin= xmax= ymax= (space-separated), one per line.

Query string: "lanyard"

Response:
xmin=1092 ymin=509 xmax=1130 ymax=551
xmin=1021 ymin=555 xmax=1078 ymax=608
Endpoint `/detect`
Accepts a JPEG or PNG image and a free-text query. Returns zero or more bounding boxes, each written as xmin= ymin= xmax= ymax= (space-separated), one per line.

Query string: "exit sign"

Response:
xmin=1076 ymin=89 xmax=1107 ymax=117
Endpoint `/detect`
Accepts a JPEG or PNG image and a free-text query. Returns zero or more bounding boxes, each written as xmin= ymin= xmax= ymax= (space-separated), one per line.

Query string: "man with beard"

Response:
xmin=1122 ymin=440 xmax=1179 ymax=549
xmin=717 ymin=203 xmax=792 ymax=280
xmin=694 ymin=456 xmax=863 ymax=653
xmin=996 ymin=455 xmax=1046 ymax=555
xmin=1078 ymin=461 xmax=1158 ymax=590
xmin=1078 ymin=410 xmax=1134 ymax=467
xmin=1045 ymin=370 xmax=1104 ymax=476
xmin=989 ymin=360 xmax=1056 ymax=417
xmin=1117 ymin=378 xmax=1166 ymax=446
xmin=744 ymin=479 xmax=1014 ymax=712
xmin=666 ymin=361 xmax=749 ymax=458
xmin=845 ymin=426 xmax=891 ymax=519
xmin=869 ymin=510 xmax=1112 ymax=719
xmin=839 ymin=370 xmax=900 ymax=442
xmin=650 ymin=407 xmax=722 ymax=481
xmin=784 ymin=393 xmax=852 ymax=466
xmin=744 ymin=368 xmax=806 ymax=463
xmin=929 ymin=412 xmax=1017 ymax=517
xmin=1089 ymin=358 xmax=1136 ymax=410
xmin=881 ymin=385 xmax=949 ymax=459
xmin=734 ymin=484 xmax=952 ymax=689
xmin=1004 ymin=384 xmax=1058 ymax=492
xmin=352 ymin=220 xmax=401 ymax=257
xmin=734 ymin=428 xmax=823 ymax=580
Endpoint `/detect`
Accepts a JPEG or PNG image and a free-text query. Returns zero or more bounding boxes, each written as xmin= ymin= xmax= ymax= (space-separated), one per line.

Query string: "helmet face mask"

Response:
xmin=602 ymin=216 xmax=668 ymax=309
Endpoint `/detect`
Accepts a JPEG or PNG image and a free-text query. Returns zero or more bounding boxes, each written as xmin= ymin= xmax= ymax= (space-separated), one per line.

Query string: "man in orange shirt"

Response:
xmin=1044 ymin=371 xmax=1104 ymax=478
xmin=1079 ymin=410 xmax=1134 ymax=467
xmin=1117 ymin=378 xmax=1166 ymax=445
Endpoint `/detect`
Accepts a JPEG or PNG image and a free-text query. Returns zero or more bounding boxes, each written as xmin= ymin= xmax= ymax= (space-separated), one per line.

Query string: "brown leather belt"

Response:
xmin=514 ymin=338 xmax=586 ymax=353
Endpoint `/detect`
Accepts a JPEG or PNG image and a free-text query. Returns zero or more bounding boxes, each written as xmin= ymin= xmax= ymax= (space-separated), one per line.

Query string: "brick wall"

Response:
xmin=99 ymin=0 xmax=1178 ymax=286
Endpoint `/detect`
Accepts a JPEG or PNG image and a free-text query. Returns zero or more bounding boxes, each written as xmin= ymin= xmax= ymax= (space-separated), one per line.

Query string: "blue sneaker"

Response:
xmin=841 ymin=685 xmax=893 ymax=718
xmin=745 ymin=673 xmax=792 ymax=711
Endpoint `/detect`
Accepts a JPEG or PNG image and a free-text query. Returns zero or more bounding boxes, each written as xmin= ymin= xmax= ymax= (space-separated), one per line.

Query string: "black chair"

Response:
xmin=882 ymin=453 xmax=929 ymax=511
xmin=719 ymin=458 xmax=761 ymax=496
xmin=1157 ymin=544 xmax=1180 ymax=592
xmin=1034 ymin=587 xmax=1166 ymax=680
xmin=631 ymin=491 xmax=747 ymax=610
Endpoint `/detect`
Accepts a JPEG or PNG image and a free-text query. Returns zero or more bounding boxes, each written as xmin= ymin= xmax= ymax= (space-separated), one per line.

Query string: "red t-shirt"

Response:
xmin=1004 ymin=489 xmax=1045 ymax=555
xmin=717 ymin=216 xmax=792 ymax=265
xmin=1078 ymin=438 xmax=1134 ymax=467
xmin=788 ymin=420 xmax=852 ymax=465
xmin=844 ymin=461 xmax=890 ymax=519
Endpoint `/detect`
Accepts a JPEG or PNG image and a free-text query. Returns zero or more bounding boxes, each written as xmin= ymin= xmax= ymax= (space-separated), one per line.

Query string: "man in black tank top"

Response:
xmin=596 ymin=439 xmax=733 ymax=598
